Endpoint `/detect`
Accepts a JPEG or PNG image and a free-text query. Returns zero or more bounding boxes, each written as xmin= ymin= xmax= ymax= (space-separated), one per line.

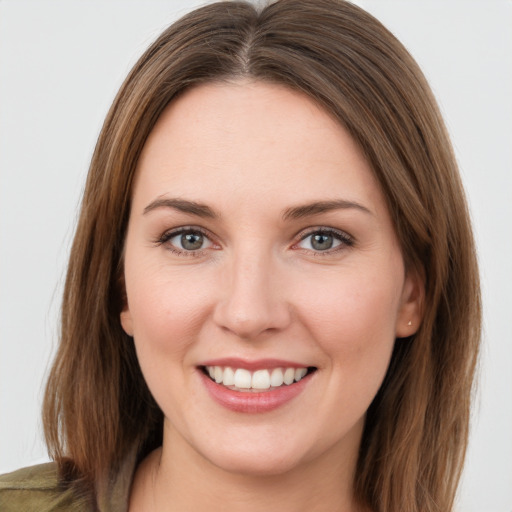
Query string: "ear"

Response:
xmin=395 ymin=267 xmax=425 ymax=338
xmin=117 ymin=266 xmax=134 ymax=336
xmin=120 ymin=307 xmax=134 ymax=337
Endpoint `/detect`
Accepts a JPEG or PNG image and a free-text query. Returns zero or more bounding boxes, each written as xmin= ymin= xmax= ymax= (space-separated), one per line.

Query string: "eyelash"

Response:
xmin=294 ymin=227 xmax=354 ymax=256
xmin=154 ymin=226 xmax=354 ymax=257
xmin=154 ymin=226 xmax=217 ymax=257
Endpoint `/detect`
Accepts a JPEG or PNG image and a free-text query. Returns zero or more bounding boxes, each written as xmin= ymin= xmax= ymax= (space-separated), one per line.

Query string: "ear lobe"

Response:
xmin=395 ymin=268 xmax=425 ymax=338
xmin=120 ymin=308 xmax=134 ymax=337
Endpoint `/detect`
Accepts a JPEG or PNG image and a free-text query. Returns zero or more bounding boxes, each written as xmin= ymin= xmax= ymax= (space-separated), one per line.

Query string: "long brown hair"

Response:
xmin=43 ymin=1 xmax=481 ymax=510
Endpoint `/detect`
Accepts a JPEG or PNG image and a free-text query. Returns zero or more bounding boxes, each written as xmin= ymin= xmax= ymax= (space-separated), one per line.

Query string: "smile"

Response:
xmin=204 ymin=365 xmax=314 ymax=392
xmin=198 ymin=360 xmax=317 ymax=413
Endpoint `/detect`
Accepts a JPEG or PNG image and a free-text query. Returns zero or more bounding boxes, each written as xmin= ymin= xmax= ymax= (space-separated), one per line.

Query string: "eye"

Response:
xmin=295 ymin=228 xmax=353 ymax=253
xmin=171 ymin=231 xmax=210 ymax=251
xmin=157 ymin=228 xmax=215 ymax=254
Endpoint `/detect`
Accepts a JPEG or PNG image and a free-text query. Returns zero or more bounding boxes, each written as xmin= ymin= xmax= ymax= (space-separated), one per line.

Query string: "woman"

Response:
xmin=0 ymin=1 xmax=481 ymax=511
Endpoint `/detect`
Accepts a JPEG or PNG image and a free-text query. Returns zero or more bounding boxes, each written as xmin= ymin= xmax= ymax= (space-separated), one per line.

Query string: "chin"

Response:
xmin=208 ymin=447 xmax=306 ymax=478
xmin=191 ymin=427 xmax=338 ymax=479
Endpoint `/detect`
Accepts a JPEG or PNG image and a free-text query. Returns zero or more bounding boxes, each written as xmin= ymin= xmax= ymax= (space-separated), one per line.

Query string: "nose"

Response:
xmin=212 ymin=250 xmax=292 ymax=340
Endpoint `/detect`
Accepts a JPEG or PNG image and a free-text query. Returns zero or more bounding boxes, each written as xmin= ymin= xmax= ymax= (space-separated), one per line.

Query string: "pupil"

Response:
xmin=312 ymin=233 xmax=333 ymax=250
xmin=181 ymin=232 xmax=203 ymax=250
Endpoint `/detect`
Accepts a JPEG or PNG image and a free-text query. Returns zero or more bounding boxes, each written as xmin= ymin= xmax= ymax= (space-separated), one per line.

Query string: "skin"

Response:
xmin=121 ymin=80 xmax=423 ymax=511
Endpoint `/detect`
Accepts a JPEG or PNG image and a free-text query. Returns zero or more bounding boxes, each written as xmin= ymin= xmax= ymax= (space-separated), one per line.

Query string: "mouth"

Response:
xmin=197 ymin=358 xmax=318 ymax=413
xmin=200 ymin=365 xmax=317 ymax=393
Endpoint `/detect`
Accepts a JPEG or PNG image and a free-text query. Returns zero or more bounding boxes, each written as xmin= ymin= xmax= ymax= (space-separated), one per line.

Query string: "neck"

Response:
xmin=129 ymin=423 xmax=365 ymax=512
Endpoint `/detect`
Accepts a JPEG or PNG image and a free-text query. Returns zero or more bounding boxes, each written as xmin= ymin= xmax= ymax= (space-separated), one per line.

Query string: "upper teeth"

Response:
xmin=206 ymin=366 xmax=308 ymax=390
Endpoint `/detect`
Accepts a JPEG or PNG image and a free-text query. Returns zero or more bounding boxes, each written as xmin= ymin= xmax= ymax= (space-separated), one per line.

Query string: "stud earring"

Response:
xmin=407 ymin=320 xmax=412 ymax=326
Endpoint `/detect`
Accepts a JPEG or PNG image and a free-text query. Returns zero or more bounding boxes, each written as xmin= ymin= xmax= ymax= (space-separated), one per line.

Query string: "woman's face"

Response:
xmin=121 ymin=81 xmax=422 ymax=477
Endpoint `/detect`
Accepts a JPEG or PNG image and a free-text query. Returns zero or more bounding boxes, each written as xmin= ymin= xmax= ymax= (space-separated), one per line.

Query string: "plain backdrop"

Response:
xmin=0 ymin=1 xmax=511 ymax=510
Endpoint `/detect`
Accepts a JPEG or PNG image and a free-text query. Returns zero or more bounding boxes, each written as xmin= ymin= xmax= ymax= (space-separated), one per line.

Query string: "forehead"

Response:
xmin=133 ymin=80 xmax=386 ymax=218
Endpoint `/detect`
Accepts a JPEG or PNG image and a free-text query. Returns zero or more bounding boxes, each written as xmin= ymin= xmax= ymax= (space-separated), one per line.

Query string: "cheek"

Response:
xmin=125 ymin=265 xmax=214 ymax=358
xmin=296 ymin=265 xmax=402 ymax=372
xmin=125 ymin=268 xmax=216 ymax=415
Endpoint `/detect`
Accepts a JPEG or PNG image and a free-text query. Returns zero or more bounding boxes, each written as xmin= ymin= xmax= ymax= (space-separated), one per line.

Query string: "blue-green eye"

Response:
xmin=162 ymin=229 xmax=213 ymax=253
xmin=297 ymin=229 xmax=353 ymax=252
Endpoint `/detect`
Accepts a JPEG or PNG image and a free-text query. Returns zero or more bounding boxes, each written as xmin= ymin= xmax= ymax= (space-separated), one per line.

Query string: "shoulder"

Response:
xmin=0 ymin=462 xmax=91 ymax=512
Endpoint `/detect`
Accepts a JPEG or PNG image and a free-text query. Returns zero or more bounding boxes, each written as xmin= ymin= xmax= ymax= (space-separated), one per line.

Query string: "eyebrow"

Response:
xmin=143 ymin=197 xmax=372 ymax=220
xmin=143 ymin=197 xmax=218 ymax=218
xmin=282 ymin=199 xmax=372 ymax=220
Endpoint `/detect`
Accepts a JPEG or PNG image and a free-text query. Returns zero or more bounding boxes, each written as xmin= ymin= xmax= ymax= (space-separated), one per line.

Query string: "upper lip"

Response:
xmin=198 ymin=358 xmax=313 ymax=371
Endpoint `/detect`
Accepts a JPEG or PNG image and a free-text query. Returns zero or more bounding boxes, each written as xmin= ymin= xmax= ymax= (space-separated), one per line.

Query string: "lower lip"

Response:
xmin=200 ymin=371 xmax=310 ymax=413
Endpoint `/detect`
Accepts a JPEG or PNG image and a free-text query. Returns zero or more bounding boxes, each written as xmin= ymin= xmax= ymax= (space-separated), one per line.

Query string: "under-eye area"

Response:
xmin=201 ymin=366 xmax=318 ymax=392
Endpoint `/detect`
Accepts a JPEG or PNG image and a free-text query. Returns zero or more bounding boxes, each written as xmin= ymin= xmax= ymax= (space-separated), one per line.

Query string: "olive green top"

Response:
xmin=0 ymin=450 xmax=137 ymax=512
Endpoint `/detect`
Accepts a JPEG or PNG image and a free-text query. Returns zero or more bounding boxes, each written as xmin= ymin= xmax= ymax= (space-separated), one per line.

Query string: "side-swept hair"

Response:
xmin=43 ymin=1 xmax=481 ymax=511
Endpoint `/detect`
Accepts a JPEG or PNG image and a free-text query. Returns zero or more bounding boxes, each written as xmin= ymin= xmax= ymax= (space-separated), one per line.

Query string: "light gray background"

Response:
xmin=1 ymin=1 xmax=511 ymax=510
